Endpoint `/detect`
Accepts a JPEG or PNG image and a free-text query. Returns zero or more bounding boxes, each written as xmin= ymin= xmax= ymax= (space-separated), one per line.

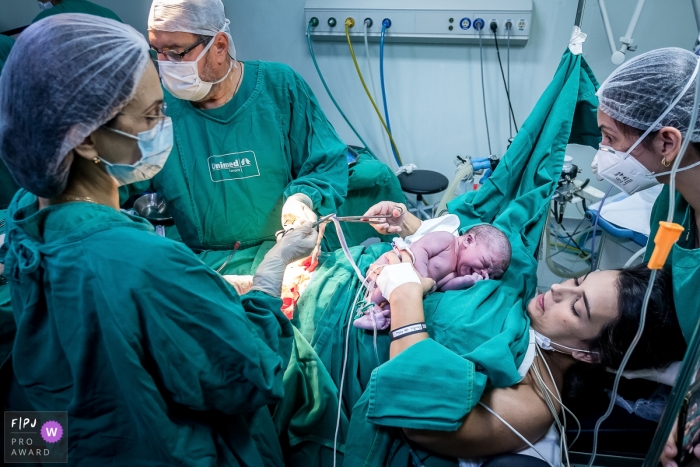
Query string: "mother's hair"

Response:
xmin=566 ymin=263 xmax=685 ymax=397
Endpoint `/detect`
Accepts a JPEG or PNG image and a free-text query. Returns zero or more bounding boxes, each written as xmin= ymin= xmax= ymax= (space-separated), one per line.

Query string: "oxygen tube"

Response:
xmin=589 ymin=56 xmax=700 ymax=467
xmin=307 ymin=19 xmax=373 ymax=153
xmin=344 ymin=18 xmax=404 ymax=166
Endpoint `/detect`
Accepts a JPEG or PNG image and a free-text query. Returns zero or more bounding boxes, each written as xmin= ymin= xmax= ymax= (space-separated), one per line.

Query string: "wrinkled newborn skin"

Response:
xmin=368 ymin=230 xmax=506 ymax=306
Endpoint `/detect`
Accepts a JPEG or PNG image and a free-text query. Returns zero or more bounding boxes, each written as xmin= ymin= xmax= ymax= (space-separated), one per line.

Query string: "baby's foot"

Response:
xmin=353 ymin=305 xmax=392 ymax=330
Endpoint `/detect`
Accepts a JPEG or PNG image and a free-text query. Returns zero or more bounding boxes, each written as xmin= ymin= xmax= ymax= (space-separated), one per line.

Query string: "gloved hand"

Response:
xmin=252 ymin=224 xmax=318 ymax=297
xmin=282 ymin=193 xmax=317 ymax=230
xmin=223 ymin=275 xmax=254 ymax=295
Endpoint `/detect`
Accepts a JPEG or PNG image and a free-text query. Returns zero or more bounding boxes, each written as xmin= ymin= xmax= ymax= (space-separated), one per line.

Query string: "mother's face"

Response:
xmin=527 ymin=269 xmax=620 ymax=357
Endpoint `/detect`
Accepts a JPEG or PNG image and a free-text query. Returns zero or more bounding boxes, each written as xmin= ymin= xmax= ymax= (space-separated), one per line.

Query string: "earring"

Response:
xmin=662 ymin=158 xmax=671 ymax=167
xmin=93 ymin=157 xmax=100 ymax=164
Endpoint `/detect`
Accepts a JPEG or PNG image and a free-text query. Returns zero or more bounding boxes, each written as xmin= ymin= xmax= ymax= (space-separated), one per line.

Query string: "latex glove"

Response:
xmin=282 ymin=193 xmax=317 ymax=230
xmin=363 ymin=201 xmax=410 ymax=235
xmin=252 ymin=225 xmax=318 ymax=297
xmin=223 ymin=275 xmax=253 ymax=295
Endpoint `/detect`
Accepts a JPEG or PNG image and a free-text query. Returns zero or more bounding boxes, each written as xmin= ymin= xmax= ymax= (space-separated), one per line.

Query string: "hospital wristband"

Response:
xmin=390 ymin=323 xmax=428 ymax=342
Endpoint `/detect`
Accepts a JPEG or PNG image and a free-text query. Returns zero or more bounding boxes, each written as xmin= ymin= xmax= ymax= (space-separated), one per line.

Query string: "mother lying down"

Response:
xmin=273 ymin=202 xmax=686 ymax=467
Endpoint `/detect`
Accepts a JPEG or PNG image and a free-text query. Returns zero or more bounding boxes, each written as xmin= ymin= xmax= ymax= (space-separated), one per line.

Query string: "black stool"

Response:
xmin=397 ymin=169 xmax=449 ymax=220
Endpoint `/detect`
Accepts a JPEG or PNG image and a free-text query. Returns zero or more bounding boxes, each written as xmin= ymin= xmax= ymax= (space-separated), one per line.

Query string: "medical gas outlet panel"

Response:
xmin=305 ymin=0 xmax=532 ymax=45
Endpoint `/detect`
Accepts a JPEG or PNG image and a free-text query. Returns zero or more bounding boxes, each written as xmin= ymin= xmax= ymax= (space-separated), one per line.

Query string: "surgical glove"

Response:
xmin=282 ymin=193 xmax=317 ymax=230
xmin=252 ymin=225 xmax=318 ymax=297
xmin=223 ymin=275 xmax=253 ymax=295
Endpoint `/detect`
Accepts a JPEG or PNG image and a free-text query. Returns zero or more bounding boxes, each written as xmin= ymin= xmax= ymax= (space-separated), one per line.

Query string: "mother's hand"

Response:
xmin=368 ymin=250 xmax=435 ymax=301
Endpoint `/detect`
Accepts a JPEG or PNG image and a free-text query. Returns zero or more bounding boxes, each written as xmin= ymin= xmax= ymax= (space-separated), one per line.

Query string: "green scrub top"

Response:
xmin=125 ymin=61 xmax=348 ymax=275
xmin=0 ymin=35 xmax=19 ymax=210
xmin=1 ymin=190 xmax=293 ymax=466
xmin=645 ymin=186 xmax=699 ymax=342
xmin=32 ymin=0 xmax=121 ymax=23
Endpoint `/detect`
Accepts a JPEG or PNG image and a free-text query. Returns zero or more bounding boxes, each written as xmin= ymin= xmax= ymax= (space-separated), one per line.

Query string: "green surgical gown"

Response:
xmin=275 ymin=49 xmax=601 ymax=466
xmin=32 ymin=0 xmax=121 ymax=23
xmin=122 ymin=61 xmax=348 ymax=276
xmin=645 ymin=187 xmax=700 ymax=342
xmin=1 ymin=190 xmax=293 ymax=466
xmin=0 ymin=35 xmax=19 ymax=210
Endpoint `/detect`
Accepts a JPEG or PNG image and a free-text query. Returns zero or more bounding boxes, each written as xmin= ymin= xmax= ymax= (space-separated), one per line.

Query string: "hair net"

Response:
xmin=148 ymin=0 xmax=237 ymax=61
xmin=0 ymin=14 xmax=150 ymax=198
xmin=597 ymin=47 xmax=700 ymax=141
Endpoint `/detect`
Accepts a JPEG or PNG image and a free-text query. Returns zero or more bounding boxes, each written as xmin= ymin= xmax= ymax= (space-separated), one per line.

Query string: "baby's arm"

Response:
xmin=409 ymin=232 xmax=458 ymax=279
xmin=439 ymin=273 xmax=484 ymax=291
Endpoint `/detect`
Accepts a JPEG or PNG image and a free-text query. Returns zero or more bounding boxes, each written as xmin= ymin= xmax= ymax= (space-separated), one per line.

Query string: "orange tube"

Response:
xmin=648 ymin=222 xmax=685 ymax=270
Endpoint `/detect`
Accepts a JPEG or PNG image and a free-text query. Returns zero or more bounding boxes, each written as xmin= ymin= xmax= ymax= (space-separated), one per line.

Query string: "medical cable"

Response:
xmin=333 ymin=283 xmax=364 ymax=467
xmin=478 ymin=402 xmax=556 ymax=467
xmin=379 ymin=19 xmax=400 ymax=166
xmin=588 ymin=185 xmax=613 ymax=272
xmin=586 ymin=269 xmax=657 ymax=467
xmin=344 ymin=19 xmax=404 ymax=166
xmin=306 ymin=21 xmax=373 ymax=153
xmin=507 ymin=26 xmax=513 ymax=139
xmin=363 ymin=20 xmax=380 ymax=105
xmin=492 ymin=29 xmax=519 ymax=133
xmin=532 ymin=345 xmax=582 ymax=466
xmin=364 ymin=20 xmax=392 ymax=162
xmin=477 ymin=25 xmax=493 ymax=155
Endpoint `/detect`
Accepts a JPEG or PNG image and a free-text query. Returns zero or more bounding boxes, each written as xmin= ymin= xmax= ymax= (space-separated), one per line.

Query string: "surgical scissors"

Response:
xmin=312 ymin=208 xmax=404 ymax=227
xmin=277 ymin=208 xmax=404 ymax=238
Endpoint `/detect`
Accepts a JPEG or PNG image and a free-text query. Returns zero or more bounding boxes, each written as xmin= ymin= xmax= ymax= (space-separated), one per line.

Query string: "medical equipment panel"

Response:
xmin=305 ymin=0 xmax=532 ymax=45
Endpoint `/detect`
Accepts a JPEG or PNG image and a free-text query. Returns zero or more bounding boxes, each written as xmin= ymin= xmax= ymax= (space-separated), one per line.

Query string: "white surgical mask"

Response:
xmin=533 ymin=330 xmax=597 ymax=355
xmin=37 ymin=1 xmax=53 ymax=10
xmin=100 ymin=117 xmax=174 ymax=186
xmin=157 ymin=25 xmax=234 ymax=102
xmin=596 ymin=57 xmax=700 ymax=195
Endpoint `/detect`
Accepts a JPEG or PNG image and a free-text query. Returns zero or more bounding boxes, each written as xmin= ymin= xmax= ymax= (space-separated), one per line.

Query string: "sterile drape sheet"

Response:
xmin=274 ymin=49 xmax=601 ymax=467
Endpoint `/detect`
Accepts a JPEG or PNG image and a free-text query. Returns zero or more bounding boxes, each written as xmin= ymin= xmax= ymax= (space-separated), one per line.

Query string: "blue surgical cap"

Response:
xmin=0 ymin=14 xmax=150 ymax=198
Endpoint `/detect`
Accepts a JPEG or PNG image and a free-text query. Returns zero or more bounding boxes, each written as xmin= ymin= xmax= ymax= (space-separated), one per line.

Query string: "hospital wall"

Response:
xmin=0 ymin=0 xmax=697 ymax=213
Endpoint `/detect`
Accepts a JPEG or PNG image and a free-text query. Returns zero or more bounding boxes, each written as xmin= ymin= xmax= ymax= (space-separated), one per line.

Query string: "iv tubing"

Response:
xmin=379 ymin=20 xmax=400 ymax=165
xmin=364 ymin=20 xmax=393 ymax=164
xmin=477 ymin=26 xmax=493 ymax=155
xmin=307 ymin=21 xmax=373 ymax=152
xmin=345 ymin=19 xmax=404 ymax=166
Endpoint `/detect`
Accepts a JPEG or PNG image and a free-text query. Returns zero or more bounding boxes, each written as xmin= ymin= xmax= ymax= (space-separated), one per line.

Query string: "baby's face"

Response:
xmin=456 ymin=234 xmax=504 ymax=279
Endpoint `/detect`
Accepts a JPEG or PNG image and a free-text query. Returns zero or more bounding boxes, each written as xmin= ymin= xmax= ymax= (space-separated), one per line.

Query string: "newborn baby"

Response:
xmin=354 ymin=224 xmax=512 ymax=330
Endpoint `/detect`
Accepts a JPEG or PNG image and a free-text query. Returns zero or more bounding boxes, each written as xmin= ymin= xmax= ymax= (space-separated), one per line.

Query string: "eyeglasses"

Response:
xmin=110 ymin=102 xmax=168 ymax=135
xmin=118 ymin=102 xmax=168 ymax=121
xmin=150 ymin=36 xmax=212 ymax=63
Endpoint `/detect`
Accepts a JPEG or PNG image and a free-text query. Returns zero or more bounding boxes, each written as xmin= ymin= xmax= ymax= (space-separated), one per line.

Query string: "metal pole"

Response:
xmin=574 ymin=0 xmax=587 ymax=27
xmin=598 ymin=0 xmax=619 ymax=56
xmin=620 ymin=0 xmax=646 ymax=49
xmin=692 ymin=0 xmax=700 ymax=50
